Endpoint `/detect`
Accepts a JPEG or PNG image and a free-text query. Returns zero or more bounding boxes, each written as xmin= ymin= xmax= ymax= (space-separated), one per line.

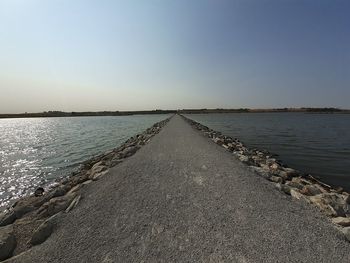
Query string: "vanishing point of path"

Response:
xmin=10 ymin=115 xmax=350 ymax=262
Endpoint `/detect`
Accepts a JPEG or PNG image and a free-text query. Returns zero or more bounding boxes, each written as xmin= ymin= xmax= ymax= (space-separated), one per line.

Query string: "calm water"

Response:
xmin=0 ymin=114 xmax=169 ymax=209
xmin=185 ymin=113 xmax=350 ymax=191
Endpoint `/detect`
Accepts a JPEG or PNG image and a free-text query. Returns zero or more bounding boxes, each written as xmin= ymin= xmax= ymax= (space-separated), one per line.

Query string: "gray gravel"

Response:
xmin=9 ymin=115 xmax=350 ymax=262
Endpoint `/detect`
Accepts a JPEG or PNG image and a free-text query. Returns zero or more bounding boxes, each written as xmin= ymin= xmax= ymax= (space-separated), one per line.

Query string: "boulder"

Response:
xmin=109 ymin=157 xmax=123 ymax=167
xmin=332 ymin=217 xmax=350 ymax=227
xmin=309 ymin=193 xmax=348 ymax=217
xmin=37 ymin=194 xmax=76 ymax=218
xmin=269 ymin=163 xmax=280 ymax=171
xmin=250 ymin=166 xmax=271 ymax=180
xmin=34 ymin=187 xmax=44 ymax=197
xmin=290 ymin=189 xmax=308 ymax=202
xmin=341 ymin=227 xmax=350 ymax=242
xmin=283 ymin=167 xmax=299 ymax=177
xmin=92 ymin=170 xmax=108 ymax=181
xmin=82 ymin=180 xmax=93 ymax=185
xmin=276 ymin=170 xmax=292 ymax=180
xmin=30 ymin=212 xmax=61 ymax=246
xmin=0 ymin=225 xmax=16 ymax=261
xmin=269 ymin=176 xmax=283 ymax=184
xmin=260 ymin=164 xmax=270 ymax=172
xmin=276 ymin=183 xmax=291 ymax=195
xmin=266 ymin=158 xmax=276 ymax=165
xmin=0 ymin=211 xmax=16 ymax=227
xmin=213 ymin=137 xmax=224 ymax=145
xmin=238 ymin=155 xmax=250 ymax=164
xmin=345 ymin=195 xmax=350 ymax=205
xmin=120 ymin=146 xmax=140 ymax=158
xmin=66 ymin=184 xmax=82 ymax=195
xmin=13 ymin=203 xmax=36 ymax=219
xmin=90 ymin=161 xmax=107 ymax=175
xmin=286 ymin=181 xmax=304 ymax=190
xmin=50 ymin=185 xmax=69 ymax=198
xmin=300 ymin=185 xmax=323 ymax=196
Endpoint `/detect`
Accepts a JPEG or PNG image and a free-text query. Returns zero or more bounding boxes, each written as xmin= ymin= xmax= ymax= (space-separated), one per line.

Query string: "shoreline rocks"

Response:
xmin=0 ymin=116 xmax=171 ymax=261
xmin=0 ymin=225 xmax=16 ymax=261
xmin=181 ymin=114 xmax=350 ymax=242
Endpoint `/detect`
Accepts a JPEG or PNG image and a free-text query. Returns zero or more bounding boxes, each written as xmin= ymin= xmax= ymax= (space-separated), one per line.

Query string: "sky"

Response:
xmin=0 ymin=0 xmax=349 ymax=113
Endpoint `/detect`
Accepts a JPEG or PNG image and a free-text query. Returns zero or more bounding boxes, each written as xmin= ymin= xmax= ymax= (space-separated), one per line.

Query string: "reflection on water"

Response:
xmin=185 ymin=113 xmax=350 ymax=191
xmin=0 ymin=115 xmax=169 ymax=209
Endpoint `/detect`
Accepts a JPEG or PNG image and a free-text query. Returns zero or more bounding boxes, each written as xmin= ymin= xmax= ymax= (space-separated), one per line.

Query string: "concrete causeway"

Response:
xmin=9 ymin=115 xmax=350 ymax=262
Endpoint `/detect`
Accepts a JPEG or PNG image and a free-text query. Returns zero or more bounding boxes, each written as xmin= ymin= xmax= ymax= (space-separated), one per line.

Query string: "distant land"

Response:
xmin=180 ymin=107 xmax=350 ymax=114
xmin=0 ymin=108 xmax=349 ymax=119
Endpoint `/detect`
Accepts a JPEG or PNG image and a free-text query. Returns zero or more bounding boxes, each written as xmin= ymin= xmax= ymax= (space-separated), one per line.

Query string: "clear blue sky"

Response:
xmin=0 ymin=0 xmax=349 ymax=113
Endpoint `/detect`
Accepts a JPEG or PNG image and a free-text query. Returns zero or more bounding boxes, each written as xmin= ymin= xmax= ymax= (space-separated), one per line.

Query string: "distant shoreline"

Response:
xmin=180 ymin=108 xmax=350 ymax=114
xmin=0 ymin=110 xmax=176 ymax=119
xmin=1 ymin=108 xmax=349 ymax=119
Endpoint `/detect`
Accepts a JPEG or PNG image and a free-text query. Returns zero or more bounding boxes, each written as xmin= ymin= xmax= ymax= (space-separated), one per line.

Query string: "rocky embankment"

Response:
xmin=181 ymin=115 xmax=350 ymax=242
xmin=0 ymin=117 xmax=171 ymax=261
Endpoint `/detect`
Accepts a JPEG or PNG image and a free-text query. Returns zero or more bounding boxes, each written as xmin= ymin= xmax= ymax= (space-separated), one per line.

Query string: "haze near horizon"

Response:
xmin=0 ymin=0 xmax=349 ymax=113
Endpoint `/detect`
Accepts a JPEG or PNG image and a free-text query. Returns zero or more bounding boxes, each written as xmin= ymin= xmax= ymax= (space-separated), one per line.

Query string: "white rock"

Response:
xmin=332 ymin=217 xmax=350 ymax=227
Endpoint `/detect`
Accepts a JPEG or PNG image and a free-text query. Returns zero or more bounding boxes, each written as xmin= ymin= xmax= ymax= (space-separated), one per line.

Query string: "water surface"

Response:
xmin=0 ymin=114 xmax=169 ymax=208
xmin=185 ymin=113 xmax=350 ymax=191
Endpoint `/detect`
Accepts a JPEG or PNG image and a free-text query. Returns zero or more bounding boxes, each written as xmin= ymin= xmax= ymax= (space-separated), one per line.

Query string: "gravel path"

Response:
xmin=9 ymin=115 xmax=350 ymax=262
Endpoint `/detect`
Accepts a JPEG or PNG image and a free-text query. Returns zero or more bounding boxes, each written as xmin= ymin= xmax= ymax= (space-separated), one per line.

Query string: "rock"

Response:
xmin=300 ymin=184 xmax=323 ymax=196
xmin=213 ymin=137 xmax=224 ymax=145
xmin=82 ymin=180 xmax=93 ymax=185
xmin=269 ymin=163 xmax=280 ymax=170
xmin=34 ymin=187 xmax=45 ymax=197
xmin=12 ymin=195 xmax=52 ymax=216
xmin=89 ymin=162 xmax=107 ymax=176
xmin=275 ymin=170 xmax=292 ymax=180
xmin=0 ymin=211 xmax=16 ymax=227
xmin=309 ymin=193 xmax=348 ymax=217
xmin=342 ymin=227 xmax=350 ymax=242
xmin=280 ymin=184 xmax=292 ymax=195
xmin=37 ymin=194 xmax=76 ymax=218
xmin=120 ymin=146 xmax=140 ymax=158
xmin=312 ymin=184 xmax=329 ymax=194
xmin=50 ymin=185 xmax=69 ymax=198
xmin=286 ymin=181 xmax=304 ymax=190
xmin=269 ymin=176 xmax=283 ymax=183
xmin=260 ymin=164 xmax=270 ymax=172
xmin=334 ymin=187 xmax=344 ymax=194
xmin=332 ymin=217 xmax=350 ymax=227
xmin=238 ymin=155 xmax=250 ymax=164
xmin=226 ymin=143 xmax=235 ymax=151
xmin=345 ymin=195 xmax=350 ymax=205
xmin=290 ymin=189 xmax=309 ymax=202
xmin=66 ymin=184 xmax=82 ymax=195
xmin=0 ymin=225 xmax=16 ymax=261
xmin=266 ymin=158 xmax=276 ymax=165
xmin=283 ymin=167 xmax=299 ymax=177
xmin=30 ymin=213 xmax=60 ymax=246
xmin=249 ymin=166 xmax=271 ymax=180
xmin=109 ymin=158 xmax=123 ymax=167
xmin=13 ymin=204 xmax=36 ymax=219
xmin=222 ymin=144 xmax=229 ymax=149
xmin=92 ymin=170 xmax=108 ymax=181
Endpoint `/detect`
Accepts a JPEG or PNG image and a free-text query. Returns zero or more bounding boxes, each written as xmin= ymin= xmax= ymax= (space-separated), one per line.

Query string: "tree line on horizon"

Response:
xmin=0 ymin=108 xmax=347 ymax=119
